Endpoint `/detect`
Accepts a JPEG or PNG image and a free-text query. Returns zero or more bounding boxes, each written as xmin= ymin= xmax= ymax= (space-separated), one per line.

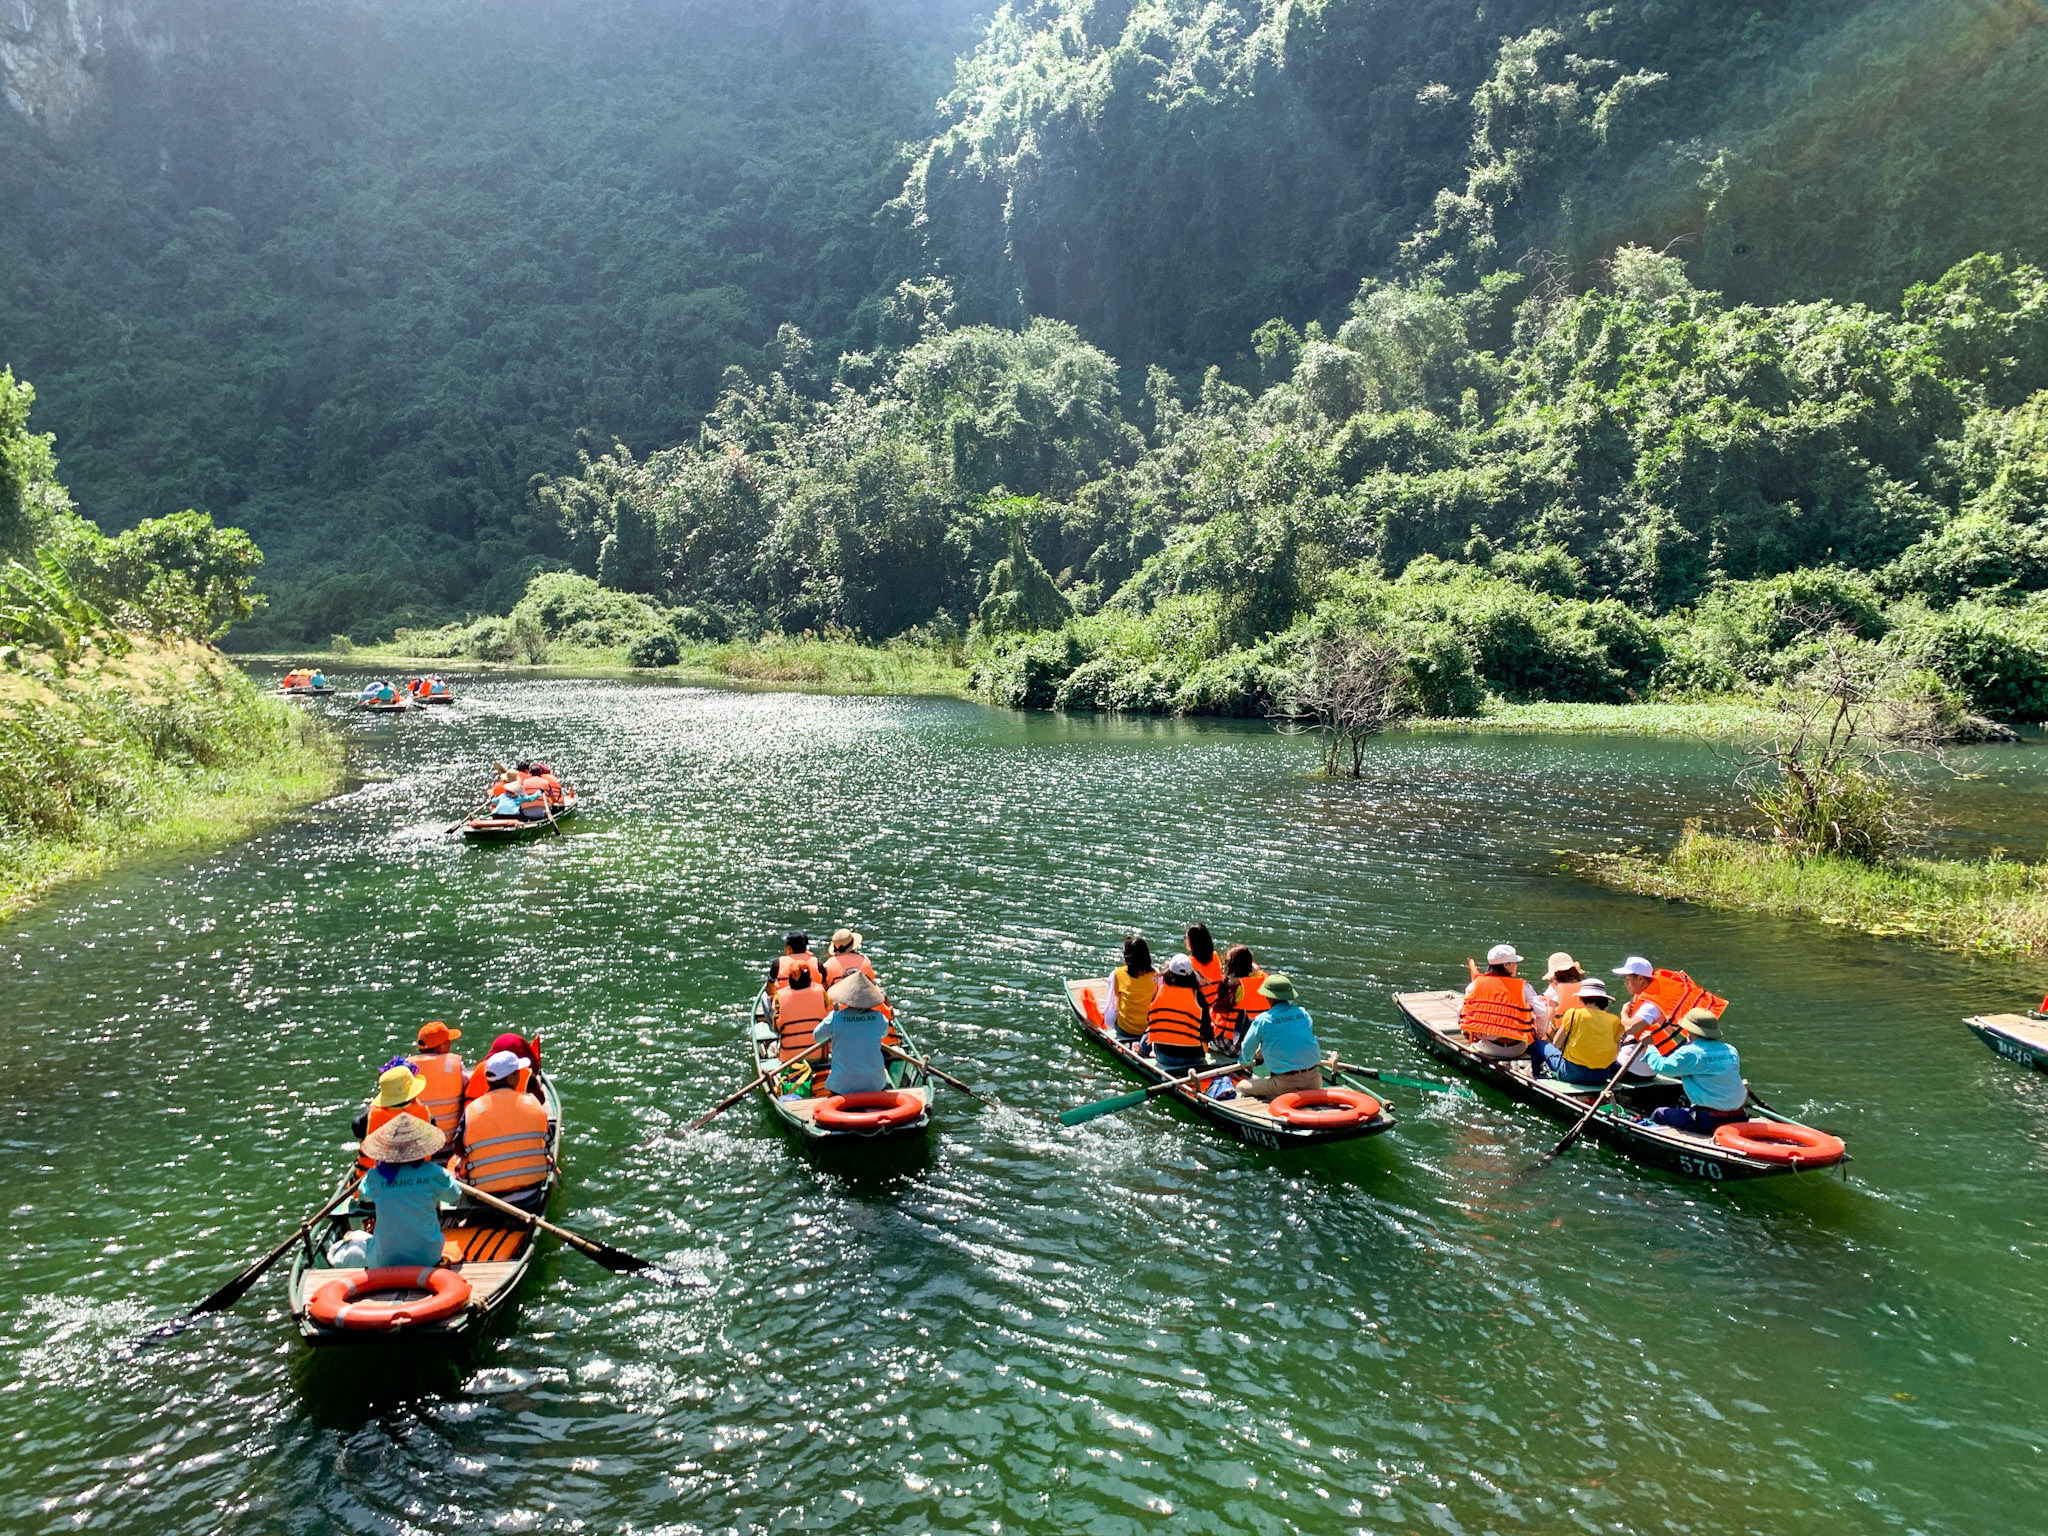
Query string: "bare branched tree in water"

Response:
xmin=1279 ymin=629 xmax=1415 ymax=778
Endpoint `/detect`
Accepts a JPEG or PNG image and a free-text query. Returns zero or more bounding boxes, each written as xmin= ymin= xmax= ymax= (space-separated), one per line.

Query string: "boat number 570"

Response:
xmin=1676 ymin=1155 xmax=1724 ymax=1180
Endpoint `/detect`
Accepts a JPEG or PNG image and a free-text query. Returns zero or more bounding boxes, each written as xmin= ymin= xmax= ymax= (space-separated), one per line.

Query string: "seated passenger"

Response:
xmin=463 ymin=1031 xmax=545 ymax=1104
xmin=308 ymin=669 xmax=326 ymax=689
xmin=486 ymin=785 xmax=523 ymax=819
xmin=1534 ymin=977 xmax=1625 ymax=1086
xmin=355 ymin=1065 xmax=433 ymax=1171
xmin=1635 ymin=1010 xmax=1748 ymax=1133
xmin=815 ymin=972 xmax=893 ymax=1094
xmin=406 ymin=1020 xmax=466 ymax=1141
xmin=1541 ymin=952 xmax=1584 ymax=1015
xmin=1103 ymin=934 xmax=1158 ymax=1041
xmin=1615 ymin=955 xmax=1680 ymax=1080
xmin=1144 ymin=955 xmax=1212 ymax=1074
xmin=1179 ymin=923 xmax=1224 ymax=1014
xmin=774 ymin=968 xmax=830 ymax=1062
xmin=1457 ymin=944 xmax=1552 ymax=1061
xmin=768 ymin=932 xmax=825 ymax=993
xmin=459 ymin=1050 xmax=552 ymax=1195
xmin=1230 ymin=973 xmax=1324 ymax=1100
xmin=428 ymin=675 xmax=449 ymax=697
xmin=824 ymin=928 xmax=876 ymax=986
xmin=1215 ymin=944 xmax=1266 ymax=1055
xmin=331 ymin=1114 xmax=459 ymax=1268
xmin=516 ymin=776 xmax=551 ymax=819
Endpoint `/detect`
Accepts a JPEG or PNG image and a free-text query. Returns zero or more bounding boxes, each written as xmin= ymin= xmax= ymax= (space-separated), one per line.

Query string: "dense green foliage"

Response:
xmin=0 ymin=0 xmax=988 ymax=645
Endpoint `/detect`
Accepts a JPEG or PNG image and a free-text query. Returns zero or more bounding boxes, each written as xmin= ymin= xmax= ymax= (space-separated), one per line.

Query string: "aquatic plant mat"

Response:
xmin=1583 ymin=827 xmax=2048 ymax=956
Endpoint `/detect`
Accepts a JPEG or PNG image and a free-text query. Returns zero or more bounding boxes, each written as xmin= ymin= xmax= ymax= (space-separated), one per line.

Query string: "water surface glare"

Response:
xmin=4 ymin=676 xmax=2047 ymax=1534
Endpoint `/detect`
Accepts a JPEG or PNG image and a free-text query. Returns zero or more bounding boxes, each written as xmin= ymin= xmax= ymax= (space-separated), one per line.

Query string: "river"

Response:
xmin=4 ymin=675 xmax=2045 ymax=1534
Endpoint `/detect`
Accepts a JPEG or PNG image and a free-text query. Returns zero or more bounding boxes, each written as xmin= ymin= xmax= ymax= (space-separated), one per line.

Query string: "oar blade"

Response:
xmin=1059 ymin=1089 xmax=1150 ymax=1126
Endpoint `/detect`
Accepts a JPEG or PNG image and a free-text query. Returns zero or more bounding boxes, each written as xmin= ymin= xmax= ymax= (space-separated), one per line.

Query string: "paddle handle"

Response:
xmin=882 ymin=1043 xmax=990 ymax=1104
xmin=186 ymin=1176 xmax=358 ymax=1318
xmin=1060 ymin=1061 xmax=1246 ymax=1126
xmin=1526 ymin=1039 xmax=1650 ymax=1171
xmin=455 ymin=1180 xmax=586 ymax=1253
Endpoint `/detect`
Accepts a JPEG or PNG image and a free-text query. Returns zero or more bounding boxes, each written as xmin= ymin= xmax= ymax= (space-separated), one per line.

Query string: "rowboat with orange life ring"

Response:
xmin=749 ymin=988 xmax=933 ymax=1150
xmin=285 ymin=1073 xmax=562 ymax=1347
xmin=1394 ymin=988 xmax=1849 ymax=1182
xmin=1061 ymin=977 xmax=1397 ymax=1151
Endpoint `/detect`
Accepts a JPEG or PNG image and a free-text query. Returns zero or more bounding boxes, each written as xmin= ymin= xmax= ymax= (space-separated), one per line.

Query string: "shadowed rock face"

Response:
xmin=1 ymin=0 xmax=176 ymax=130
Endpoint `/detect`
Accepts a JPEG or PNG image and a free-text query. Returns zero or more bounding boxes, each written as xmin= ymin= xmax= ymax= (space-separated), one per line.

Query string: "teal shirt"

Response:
xmin=814 ymin=1007 xmax=891 ymax=1093
xmin=355 ymin=1161 xmax=459 ymax=1267
xmin=1238 ymin=1002 xmax=1322 ymax=1075
xmin=1643 ymin=1038 xmax=1747 ymax=1111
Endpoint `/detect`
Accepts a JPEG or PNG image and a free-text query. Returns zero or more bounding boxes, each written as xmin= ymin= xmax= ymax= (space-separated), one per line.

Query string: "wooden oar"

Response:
xmin=641 ymin=1039 xmax=828 ymax=1146
xmin=445 ymin=762 xmax=511 ymax=833
xmin=139 ymin=1175 xmax=361 ymax=1344
xmin=1330 ymin=1059 xmax=1477 ymax=1100
xmin=1060 ymin=1062 xmax=1246 ymax=1127
xmin=1518 ymin=1040 xmax=1650 ymax=1174
xmin=454 ymin=1180 xmax=693 ymax=1283
xmin=881 ymin=1043 xmax=1002 ymax=1109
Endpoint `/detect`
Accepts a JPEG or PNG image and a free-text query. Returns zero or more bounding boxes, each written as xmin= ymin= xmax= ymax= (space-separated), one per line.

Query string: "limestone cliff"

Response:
xmin=1 ymin=0 xmax=174 ymax=129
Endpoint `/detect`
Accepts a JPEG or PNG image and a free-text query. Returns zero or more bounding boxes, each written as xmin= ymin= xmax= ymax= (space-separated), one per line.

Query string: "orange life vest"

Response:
xmin=1459 ymin=974 xmax=1536 ymax=1043
xmin=461 ymin=1087 xmax=551 ymax=1193
xmin=1187 ymin=953 xmax=1224 ymax=1012
xmin=1146 ymin=983 xmax=1208 ymax=1053
xmin=406 ymin=1051 xmax=467 ymax=1138
xmin=1223 ymin=970 xmax=1270 ymax=1028
xmin=1624 ymin=970 xmax=1726 ymax=1057
xmin=1548 ymin=979 xmax=1583 ymax=1015
xmin=824 ymin=951 xmax=876 ymax=986
xmin=772 ymin=953 xmax=825 ymax=993
xmin=356 ymin=1100 xmax=433 ymax=1169
xmin=776 ymin=983 xmax=830 ymax=1061
xmin=464 ymin=1063 xmax=532 ymax=1104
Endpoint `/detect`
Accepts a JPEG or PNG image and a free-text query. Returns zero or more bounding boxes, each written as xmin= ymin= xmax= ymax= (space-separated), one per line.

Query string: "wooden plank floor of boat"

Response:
xmin=1972 ymin=1013 xmax=2048 ymax=1047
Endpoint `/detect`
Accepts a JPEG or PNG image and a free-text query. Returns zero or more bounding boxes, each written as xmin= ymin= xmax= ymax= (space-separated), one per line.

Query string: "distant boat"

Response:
xmin=1964 ymin=1011 xmax=2048 ymax=1072
xmin=355 ymin=694 xmax=414 ymax=713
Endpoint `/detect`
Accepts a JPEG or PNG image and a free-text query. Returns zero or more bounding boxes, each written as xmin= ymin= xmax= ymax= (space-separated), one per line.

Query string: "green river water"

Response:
xmin=5 ymin=675 xmax=2048 ymax=1535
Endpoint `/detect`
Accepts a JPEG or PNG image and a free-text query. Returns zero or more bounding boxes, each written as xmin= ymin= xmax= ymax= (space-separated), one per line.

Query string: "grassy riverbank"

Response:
xmin=1584 ymin=825 xmax=2048 ymax=956
xmin=0 ymin=638 xmax=345 ymax=921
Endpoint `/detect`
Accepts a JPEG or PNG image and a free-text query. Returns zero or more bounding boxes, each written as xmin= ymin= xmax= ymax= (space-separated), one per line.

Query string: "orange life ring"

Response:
xmin=308 ymin=1265 xmax=472 ymax=1330
xmin=1712 ymin=1119 xmax=1845 ymax=1164
xmin=812 ymin=1090 xmax=924 ymax=1132
xmin=1268 ymin=1087 xmax=1381 ymax=1128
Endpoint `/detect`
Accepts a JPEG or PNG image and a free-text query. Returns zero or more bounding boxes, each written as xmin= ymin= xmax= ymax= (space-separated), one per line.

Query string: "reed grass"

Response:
xmin=1585 ymin=825 xmax=2048 ymax=956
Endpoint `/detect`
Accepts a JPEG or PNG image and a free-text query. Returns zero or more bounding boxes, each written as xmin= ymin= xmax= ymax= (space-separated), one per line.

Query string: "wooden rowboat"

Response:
xmin=285 ymin=1074 xmax=562 ymax=1347
xmin=278 ymin=685 xmax=336 ymax=696
xmin=421 ymin=692 xmax=455 ymax=705
xmin=1063 ymin=977 xmax=1397 ymax=1150
xmin=1395 ymin=989 xmax=1848 ymax=1182
xmin=749 ymin=989 xmax=933 ymax=1148
xmin=1964 ymin=1012 xmax=2048 ymax=1072
xmin=356 ymin=697 xmax=413 ymax=713
xmin=460 ymin=789 xmax=578 ymax=841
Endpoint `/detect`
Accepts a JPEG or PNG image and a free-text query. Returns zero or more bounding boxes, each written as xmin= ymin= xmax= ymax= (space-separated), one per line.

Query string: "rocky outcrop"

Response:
xmin=1 ymin=0 xmax=174 ymax=130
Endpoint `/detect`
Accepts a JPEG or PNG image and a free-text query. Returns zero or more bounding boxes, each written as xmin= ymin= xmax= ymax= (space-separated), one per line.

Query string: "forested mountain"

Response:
xmin=1 ymin=0 xmax=990 ymax=645
xmin=2 ymin=0 xmax=2045 ymax=654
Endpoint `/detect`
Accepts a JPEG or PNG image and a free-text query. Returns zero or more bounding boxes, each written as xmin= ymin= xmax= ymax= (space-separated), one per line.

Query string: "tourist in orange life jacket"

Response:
xmin=1144 ymin=955 xmax=1213 ymax=1073
xmin=1613 ymin=955 xmax=1673 ymax=1079
xmin=774 ymin=967 xmax=830 ymax=1062
xmin=463 ymin=1030 xmax=545 ymax=1104
xmin=1102 ymin=935 xmax=1158 ymax=1042
xmin=768 ymin=932 xmax=826 ymax=993
xmin=1215 ymin=945 xmax=1269 ymax=1054
xmin=459 ymin=1049 xmax=552 ymax=1198
xmin=406 ymin=1021 xmax=467 ymax=1141
xmin=1457 ymin=943 xmax=1552 ymax=1060
xmin=1178 ymin=924 xmax=1224 ymax=1014
xmin=824 ymin=929 xmax=876 ymax=986
xmin=353 ymin=1064 xmax=434 ymax=1170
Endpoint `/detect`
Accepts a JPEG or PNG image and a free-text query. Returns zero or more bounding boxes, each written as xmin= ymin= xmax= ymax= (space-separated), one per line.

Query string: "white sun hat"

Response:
xmin=1485 ymin=943 xmax=1523 ymax=966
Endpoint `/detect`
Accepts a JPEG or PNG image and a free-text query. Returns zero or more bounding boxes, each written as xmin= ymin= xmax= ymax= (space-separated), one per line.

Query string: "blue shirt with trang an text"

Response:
xmin=1643 ymin=1038 xmax=1747 ymax=1111
xmin=1237 ymin=1002 xmax=1323 ymax=1076
xmin=355 ymin=1160 xmax=459 ymax=1267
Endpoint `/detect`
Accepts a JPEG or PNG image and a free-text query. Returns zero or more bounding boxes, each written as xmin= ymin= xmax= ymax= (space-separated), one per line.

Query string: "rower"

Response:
xmin=1534 ymin=976 xmax=1625 ymax=1085
xmin=1104 ymin=935 xmax=1158 ymax=1042
xmin=1215 ymin=944 xmax=1267 ymax=1055
xmin=815 ymin=972 xmax=893 ymax=1094
xmin=331 ymin=1114 xmax=459 ymax=1268
xmin=1634 ymin=1010 xmax=1749 ymax=1133
xmin=774 ymin=967 xmax=830 ymax=1063
xmin=308 ymin=669 xmax=326 ymax=689
xmin=1614 ymin=955 xmax=1673 ymax=1080
xmin=769 ymin=932 xmax=825 ymax=993
xmin=1227 ymin=974 xmax=1324 ymax=1102
xmin=458 ymin=1050 xmax=552 ymax=1198
xmin=1457 ymin=943 xmax=1551 ymax=1061
xmin=824 ymin=928 xmax=876 ymax=986
xmin=1144 ymin=955 xmax=1212 ymax=1074
xmin=406 ymin=1021 xmax=467 ymax=1141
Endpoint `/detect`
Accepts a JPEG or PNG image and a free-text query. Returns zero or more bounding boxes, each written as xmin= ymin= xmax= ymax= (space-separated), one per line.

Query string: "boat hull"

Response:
xmin=1395 ymin=990 xmax=1845 ymax=1183
xmin=751 ymin=989 xmax=933 ymax=1149
xmin=278 ymin=687 xmax=335 ymax=697
xmin=1063 ymin=978 xmax=1396 ymax=1150
xmin=462 ymin=796 xmax=577 ymax=841
xmin=1965 ymin=1013 xmax=2048 ymax=1071
xmin=286 ymin=1076 xmax=563 ymax=1347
